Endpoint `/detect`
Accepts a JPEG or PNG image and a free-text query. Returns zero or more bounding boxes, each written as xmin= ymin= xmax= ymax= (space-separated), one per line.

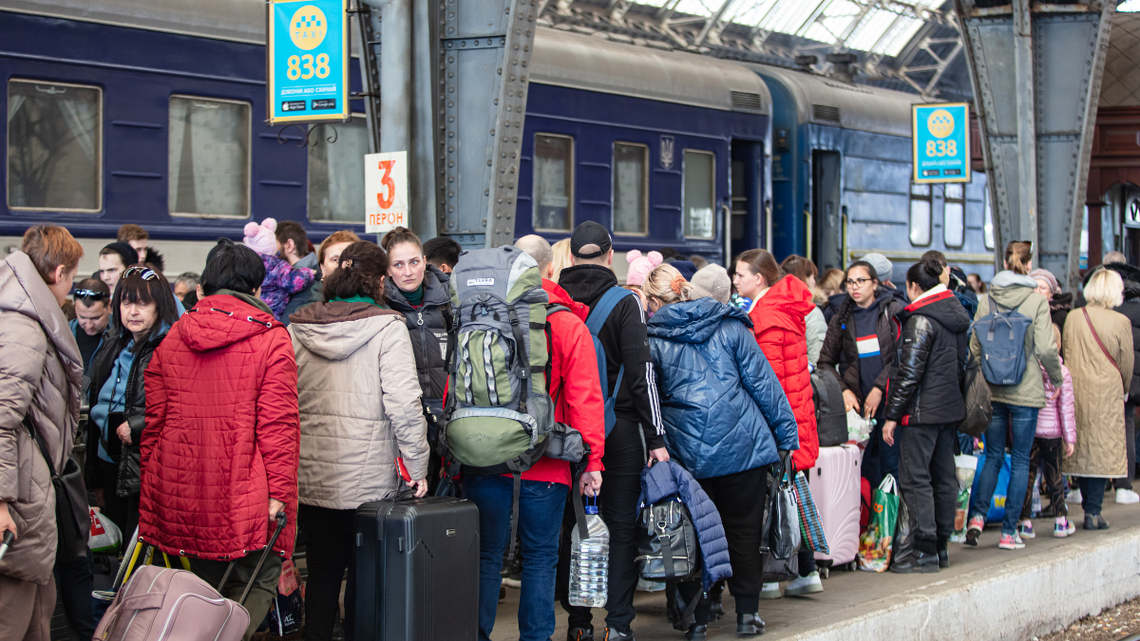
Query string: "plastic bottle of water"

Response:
xmin=569 ymin=498 xmax=609 ymax=608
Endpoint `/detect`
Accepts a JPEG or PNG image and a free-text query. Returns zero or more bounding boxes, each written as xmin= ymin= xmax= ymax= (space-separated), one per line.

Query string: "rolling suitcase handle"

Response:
xmin=217 ymin=511 xmax=288 ymax=606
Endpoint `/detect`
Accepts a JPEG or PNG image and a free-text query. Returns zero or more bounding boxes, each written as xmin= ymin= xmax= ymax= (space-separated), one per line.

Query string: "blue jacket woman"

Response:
xmin=643 ymin=265 xmax=797 ymax=637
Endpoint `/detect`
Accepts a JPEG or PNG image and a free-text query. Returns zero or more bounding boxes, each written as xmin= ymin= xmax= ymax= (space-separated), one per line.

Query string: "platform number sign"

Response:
xmin=267 ymin=0 xmax=349 ymax=124
xmin=365 ymin=151 xmax=409 ymax=233
xmin=912 ymin=102 xmax=970 ymax=184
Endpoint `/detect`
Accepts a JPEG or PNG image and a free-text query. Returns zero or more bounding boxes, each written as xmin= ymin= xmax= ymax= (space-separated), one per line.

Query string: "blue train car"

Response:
xmin=750 ymin=64 xmax=996 ymax=280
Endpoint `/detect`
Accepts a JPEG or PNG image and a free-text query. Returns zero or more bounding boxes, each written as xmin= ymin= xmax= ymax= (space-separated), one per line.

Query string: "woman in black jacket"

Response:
xmin=818 ymin=260 xmax=905 ymax=487
xmin=882 ymin=258 xmax=971 ymax=573
xmin=86 ymin=265 xmax=179 ymax=536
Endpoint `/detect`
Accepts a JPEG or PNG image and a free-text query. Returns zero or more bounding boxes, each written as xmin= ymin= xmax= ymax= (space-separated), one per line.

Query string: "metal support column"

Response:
xmin=1012 ymin=0 xmax=1037 ymax=265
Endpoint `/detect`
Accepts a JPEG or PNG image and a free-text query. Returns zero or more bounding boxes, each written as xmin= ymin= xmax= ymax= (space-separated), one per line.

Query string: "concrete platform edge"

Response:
xmin=781 ymin=528 xmax=1140 ymax=641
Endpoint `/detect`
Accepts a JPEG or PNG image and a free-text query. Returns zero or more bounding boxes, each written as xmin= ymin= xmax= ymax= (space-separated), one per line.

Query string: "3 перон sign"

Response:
xmin=267 ymin=0 xmax=349 ymax=125
xmin=912 ymin=103 xmax=970 ymax=184
xmin=365 ymin=151 xmax=409 ymax=234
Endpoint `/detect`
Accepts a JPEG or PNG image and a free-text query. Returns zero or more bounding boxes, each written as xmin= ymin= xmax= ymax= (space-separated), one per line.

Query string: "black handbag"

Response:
xmin=24 ymin=415 xmax=89 ymax=560
xmin=635 ymin=496 xmax=701 ymax=582
xmin=760 ymin=461 xmax=801 ymax=561
xmin=958 ymin=354 xmax=992 ymax=438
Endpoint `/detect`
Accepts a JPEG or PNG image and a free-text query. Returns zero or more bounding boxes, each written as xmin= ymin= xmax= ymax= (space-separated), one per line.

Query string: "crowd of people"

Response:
xmin=2 ymin=218 xmax=1139 ymax=641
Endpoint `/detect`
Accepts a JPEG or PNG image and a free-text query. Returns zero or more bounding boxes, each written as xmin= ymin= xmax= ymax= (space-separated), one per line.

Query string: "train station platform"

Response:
xmin=493 ymin=500 xmax=1140 ymax=641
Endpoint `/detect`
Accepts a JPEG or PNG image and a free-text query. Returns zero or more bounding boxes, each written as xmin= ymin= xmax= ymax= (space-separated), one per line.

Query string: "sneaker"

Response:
xmin=785 ymin=571 xmax=823 ymax=596
xmin=502 ymin=575 xmax=522 ymax=589
xmin=760 ymin=582 xmax=782 ymax=599
xmin=567 ymin=628 xmax=594 ymax=641
xmin=890 ymin=551 xmax=940 ymax=573
xmin=1017 ymin=521 xmax=1035 ymax=539
xmin=1116 ymin=488 xmax=1140 ymax=504
xmin=603 ymin=628 xmax=633 ymax=641
xmin=998 ymin=533 xmax=1025 ymax=550
xmin=1067 ymin=489 xmax=1082 ymax=504
xmin=964 ymin=515 xmax=985 ymax=547
xmin=1054 ymin=518 xmax=1076 ymax=538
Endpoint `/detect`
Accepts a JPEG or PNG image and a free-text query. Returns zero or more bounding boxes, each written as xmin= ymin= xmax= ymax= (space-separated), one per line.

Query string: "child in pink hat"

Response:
xmin=625 ymin=250 xmax=663 ymax=287
xmin=243 ymin=218 xmax=314 ymax=320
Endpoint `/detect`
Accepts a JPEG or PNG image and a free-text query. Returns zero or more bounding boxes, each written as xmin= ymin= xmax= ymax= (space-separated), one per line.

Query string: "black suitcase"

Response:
xmin=355 ymin=496 xmax=480 ymax=641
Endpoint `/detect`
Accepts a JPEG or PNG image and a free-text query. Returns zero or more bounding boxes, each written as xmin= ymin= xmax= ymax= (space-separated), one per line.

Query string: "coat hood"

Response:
xmin=180 ymin=293 xmax=283 ymax=352
xmin=1084 ymin=262 xmax=1140 ymax=301
xmin=752 ymin=275 xmax=814 ymax=334
xmin=988 ymin=270 xmax=1039 ymax=308
xmin=543 ymin=279 xmax=590 ymax=322
xmin=0 ymin=252 xmax=83 ymax=384
xmin=295 ymin=250 xmax=319 ymax=271
xmin=289 ymin=301 xmax=403 ymax=361
xmin=899 ymin=288 xmax=972 ymax=333
xmin=385 ymin=263 xmax=450 ymax=311
xmin=557 ymin=264 xmax=618 ymax=306
xmin=648 ymin=297 xmax=751 ymax=344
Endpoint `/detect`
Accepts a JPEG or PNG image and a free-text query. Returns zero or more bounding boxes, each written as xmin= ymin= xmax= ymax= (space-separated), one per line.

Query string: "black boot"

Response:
xmin=708 ymin=580 xmax=725 ymax=621
xmin=891 ymin=540 xmax=940 ymax=574
xmin=567 ymin=627 xmax=594 ymax=641
xmin=936 ymin=537 xmax=950 ymax=569
xmin=737 ymin=613 xmax=765 ymax=637
xmin=685 ymin=625 xmax=708 ymax=641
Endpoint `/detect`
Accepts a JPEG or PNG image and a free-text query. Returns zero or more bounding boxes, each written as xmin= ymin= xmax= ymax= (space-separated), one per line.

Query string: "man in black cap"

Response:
xmin=97 ymin=242 xmax=138 ymax=296
xmin=556 ymin=221 xmax=666 ymax=641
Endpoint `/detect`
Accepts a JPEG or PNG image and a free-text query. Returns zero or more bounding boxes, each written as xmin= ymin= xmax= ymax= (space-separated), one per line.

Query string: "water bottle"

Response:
xmin=569 ymin=495 xmax=609 ymax=608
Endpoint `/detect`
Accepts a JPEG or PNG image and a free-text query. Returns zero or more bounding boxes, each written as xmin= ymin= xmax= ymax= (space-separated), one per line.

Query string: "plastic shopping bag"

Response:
xmin=857 ymin=474 xmax=899 ymax=573
xmin=793 ymin=472 xmax=829 ymax=554
xmin=970 ymin=453 xmax=1011 ymax=523
xmin=891 ymin=493 xmax=915 ymax=568
xmin=950 ymin=488 xmax=970 ymax=543
xmin=88 ymin=508 xmax=122 ymax=555
xmin=266 ymin=559 xmax=305 ymax=637
xmin=847 ymin=409 xmax=873 ymax=444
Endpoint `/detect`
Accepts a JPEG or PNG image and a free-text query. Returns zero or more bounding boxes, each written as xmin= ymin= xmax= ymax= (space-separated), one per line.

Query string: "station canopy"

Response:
xmin=633 ymin=0 xmax=945 ymax=57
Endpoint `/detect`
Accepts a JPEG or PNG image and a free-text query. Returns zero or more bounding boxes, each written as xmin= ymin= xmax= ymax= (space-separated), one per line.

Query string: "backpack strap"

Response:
xmin=585 ymin=287 xmax=634 ymax=398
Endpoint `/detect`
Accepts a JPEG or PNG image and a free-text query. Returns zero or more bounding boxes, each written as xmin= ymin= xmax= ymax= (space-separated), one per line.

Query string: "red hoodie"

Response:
xmin=750 ymin=275 xmax=818 ymax=471
xmin=512 ymin=280 xmax=606 ymax=487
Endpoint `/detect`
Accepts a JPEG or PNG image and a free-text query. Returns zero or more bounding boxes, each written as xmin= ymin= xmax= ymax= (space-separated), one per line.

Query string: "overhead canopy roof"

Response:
xmin=635 ymin=0 xmax=946 ymax=57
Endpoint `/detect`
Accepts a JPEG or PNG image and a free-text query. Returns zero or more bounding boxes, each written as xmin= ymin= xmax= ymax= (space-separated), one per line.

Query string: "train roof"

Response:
xmin=0 ymin=0 xmax=771 ymax=114
xmin=745 ymin=63 xmax=916 ymax=138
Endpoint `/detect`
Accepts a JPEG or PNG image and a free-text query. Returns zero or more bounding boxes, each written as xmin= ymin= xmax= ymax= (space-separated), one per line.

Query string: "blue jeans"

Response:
xmin=466 ymin=475 xmax=569 ymax=641
xmin=972 ymin=402 xmax=1039 ymax=535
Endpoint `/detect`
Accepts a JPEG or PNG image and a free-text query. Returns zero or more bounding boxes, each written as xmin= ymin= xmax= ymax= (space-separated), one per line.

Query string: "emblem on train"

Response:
xmin=926 ymin=109 xmax=955 ymax=138
xmin=660 ymin=136 xmax=675 ymax=170
xmin=290 ymin=5 xmax=328 ymax=51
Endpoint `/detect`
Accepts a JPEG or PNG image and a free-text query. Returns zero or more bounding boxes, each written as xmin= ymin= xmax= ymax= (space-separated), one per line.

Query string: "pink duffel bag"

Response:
xmin=93 ymin=565 xmax=250 ymax=641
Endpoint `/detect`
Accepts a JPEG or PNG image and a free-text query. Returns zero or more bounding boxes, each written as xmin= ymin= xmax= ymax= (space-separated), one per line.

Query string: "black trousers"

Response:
xmin=299 ymin=504 xmax=357 ymax=641
xmin=1020 ymin=437 xmax=1067 ymax=519
xmin=677 ymin=467 xmax=767 ymax=626
xmin=96 ymin=458 xmax=139 ymax=539
xmin=559 ymin=417 xmax=645 ymax=634
xmin=897 ymin=422 xmax=958 ymax=542
xmin=53 ymin=547 xmax=96 ymax=640
xmin=1121 ymin=400 xmax=1136 ymax=490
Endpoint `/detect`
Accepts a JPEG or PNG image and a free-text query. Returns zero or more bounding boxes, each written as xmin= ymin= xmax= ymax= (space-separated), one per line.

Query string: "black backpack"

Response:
xmin=812 ymin=369 xmax=847 ymax=447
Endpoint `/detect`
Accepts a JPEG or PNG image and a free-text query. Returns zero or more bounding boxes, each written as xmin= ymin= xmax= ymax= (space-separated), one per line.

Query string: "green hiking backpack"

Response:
xmin=444 ymin=246 xmax=554 ymax=474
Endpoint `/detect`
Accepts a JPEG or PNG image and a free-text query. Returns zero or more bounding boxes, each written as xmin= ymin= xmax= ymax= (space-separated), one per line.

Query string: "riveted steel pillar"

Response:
xmin=956 ymin=0 xmax=1114 ymax=289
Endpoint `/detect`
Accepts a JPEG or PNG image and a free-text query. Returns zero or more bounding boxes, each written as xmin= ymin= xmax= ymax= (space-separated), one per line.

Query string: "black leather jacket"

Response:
xmin=884 ymin=290 xmax=971 ymax=425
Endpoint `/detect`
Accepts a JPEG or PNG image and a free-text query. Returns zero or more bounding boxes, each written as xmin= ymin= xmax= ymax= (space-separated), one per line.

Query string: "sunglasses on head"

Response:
xmin=122 ymin=266 xmax=158 ymax=281
xmin=73 ymin=289 xmax=106 ymax=302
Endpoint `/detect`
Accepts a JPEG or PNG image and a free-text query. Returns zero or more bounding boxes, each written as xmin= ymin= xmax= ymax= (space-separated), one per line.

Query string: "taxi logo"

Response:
xmin=927 ymin=109 xmax=955 ymax=139
xmin=290 ymin=5 xmax=328 ymax=51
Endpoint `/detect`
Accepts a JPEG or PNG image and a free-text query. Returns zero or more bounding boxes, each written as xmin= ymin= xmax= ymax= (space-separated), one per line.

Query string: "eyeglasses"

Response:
xmin=73 ymin=289 xmax=106 ymax=302
xmin=122 ymin=266 xmax=158 ymax=281
xmin=845 ymin=277 xmax=872 ymax=287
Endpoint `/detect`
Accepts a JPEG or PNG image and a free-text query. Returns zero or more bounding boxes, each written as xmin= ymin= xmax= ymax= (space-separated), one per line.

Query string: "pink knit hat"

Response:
xmin=626 ymin=250 xmax=663 ymax=287
xmin=243 ymin=218 xmax=278 ymax=256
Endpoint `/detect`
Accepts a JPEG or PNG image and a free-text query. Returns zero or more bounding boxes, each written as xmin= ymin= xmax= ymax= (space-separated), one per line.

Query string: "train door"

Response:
xmin=812 ymin=150 xmax=843 ymax=271
xmin=730 ymin=141 xmax=762 ymax=263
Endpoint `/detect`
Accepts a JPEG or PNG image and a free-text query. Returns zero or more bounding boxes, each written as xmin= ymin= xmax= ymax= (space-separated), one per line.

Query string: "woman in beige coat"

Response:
xmin=1064 ymin=268 xmax=1135 ymax=530
xmin=0 ymin=225 xmax=84 ymax=641
xmin=288 ymin=241 xmax=429 ymax=641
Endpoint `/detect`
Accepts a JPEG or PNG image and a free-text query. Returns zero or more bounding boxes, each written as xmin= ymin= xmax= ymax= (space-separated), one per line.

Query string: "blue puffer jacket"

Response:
xmin=648 ymin=297 xmax=799 ymax=479
xmin=638 ymin=461 xmax=732 ymax=591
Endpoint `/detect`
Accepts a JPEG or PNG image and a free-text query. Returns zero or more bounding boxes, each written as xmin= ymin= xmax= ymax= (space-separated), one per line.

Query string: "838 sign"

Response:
xmin=267 ymin=0 xmax=349 ymax=125
xmin=912 ymin=103 xmax=970 ymax=184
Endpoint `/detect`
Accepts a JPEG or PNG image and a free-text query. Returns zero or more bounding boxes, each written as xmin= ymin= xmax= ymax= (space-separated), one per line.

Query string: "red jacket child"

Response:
xmin=139 ymin=292 xmax=300 ymax=561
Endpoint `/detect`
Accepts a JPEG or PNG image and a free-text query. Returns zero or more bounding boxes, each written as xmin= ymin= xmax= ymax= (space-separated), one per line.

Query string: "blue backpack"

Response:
xmin=584 ymin=287 xmax=634 ymax=438
xmin=972 ymin=296 xmax=1033 ymax=386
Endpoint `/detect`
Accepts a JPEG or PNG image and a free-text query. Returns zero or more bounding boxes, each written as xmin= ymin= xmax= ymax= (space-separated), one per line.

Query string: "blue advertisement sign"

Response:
xmin=267 ymin=0 xmax=349 ymax=124
xmin=912 ymin=102 xmax=970 ymax=184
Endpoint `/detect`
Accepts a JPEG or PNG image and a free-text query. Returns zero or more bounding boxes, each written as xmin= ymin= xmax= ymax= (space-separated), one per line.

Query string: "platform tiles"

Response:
xmin=492 ymin=500 xmax=1140 ymax=640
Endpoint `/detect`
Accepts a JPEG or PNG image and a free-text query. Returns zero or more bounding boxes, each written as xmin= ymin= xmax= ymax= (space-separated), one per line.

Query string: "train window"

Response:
xmin=943 ymin=184 xmax=965 ymax=248
xmin=683 ymin=150 xmax=715 ymax=239
xmin=7 ymin=80 xmax=102 ymax=212
xmin=533 ymin=134 xmax=574 ymax=231
xmin=308 ymin=118 xmax=368 ymax=223
xmin=909 ymin=183 xmax=932 ymax=246
xmin=168 ymin=96 xmax=251 ymax=218
xmin=984 ymin=189 xmax=995 ymax=250
xmin=613 ymin=142 xmax=648 ymax=235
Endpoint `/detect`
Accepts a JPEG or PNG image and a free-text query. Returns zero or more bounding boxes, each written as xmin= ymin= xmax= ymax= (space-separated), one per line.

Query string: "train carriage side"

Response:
xmin=518 ymin=29 xmax=773 ymax=272
xmin=748 ymin=64 xmax=995 ymax=280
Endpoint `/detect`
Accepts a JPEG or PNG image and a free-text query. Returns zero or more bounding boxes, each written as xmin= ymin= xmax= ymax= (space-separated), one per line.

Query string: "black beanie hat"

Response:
xmin=102 ymin=242 xmax=139 ymax=267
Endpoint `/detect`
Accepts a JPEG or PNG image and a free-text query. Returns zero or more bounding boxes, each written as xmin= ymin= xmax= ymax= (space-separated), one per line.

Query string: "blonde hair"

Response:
xmin=1005 ymin=241 xmax=1032 ymax=275
xmin=550 ymin=238 xmax=572 ymax=284
xmin=642 ymin=264 xmax=698 ymax=305
xmin=1084 ymin=268 xmax=1124 ymax=309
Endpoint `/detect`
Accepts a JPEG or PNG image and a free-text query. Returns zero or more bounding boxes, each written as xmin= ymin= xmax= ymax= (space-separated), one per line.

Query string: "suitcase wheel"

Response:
xmin=819 ymin=566 xmax=829 ymax=579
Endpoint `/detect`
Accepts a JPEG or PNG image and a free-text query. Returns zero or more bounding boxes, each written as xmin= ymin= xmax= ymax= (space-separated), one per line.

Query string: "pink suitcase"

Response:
xmin=810 ymin=444 xmax=862 ymax=572
xmin=94 ymin=565 xmax=250 ymax=641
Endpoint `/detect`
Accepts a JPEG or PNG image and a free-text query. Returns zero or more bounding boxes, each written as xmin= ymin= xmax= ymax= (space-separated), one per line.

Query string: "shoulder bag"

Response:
xmin=24 ymin=415 xmax=89 ymax=559
xmin=1082 ymin=308 xmax=1119 ymax=369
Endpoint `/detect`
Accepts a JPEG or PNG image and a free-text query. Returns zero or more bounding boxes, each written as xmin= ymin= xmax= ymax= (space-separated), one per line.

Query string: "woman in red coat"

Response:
xmin=734 ymin=249 xmax=822 ymax=599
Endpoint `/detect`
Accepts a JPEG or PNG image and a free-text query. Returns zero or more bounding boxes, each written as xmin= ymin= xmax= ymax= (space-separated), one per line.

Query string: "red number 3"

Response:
xmin=377 ymin=160 xmax=396 ymax=209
